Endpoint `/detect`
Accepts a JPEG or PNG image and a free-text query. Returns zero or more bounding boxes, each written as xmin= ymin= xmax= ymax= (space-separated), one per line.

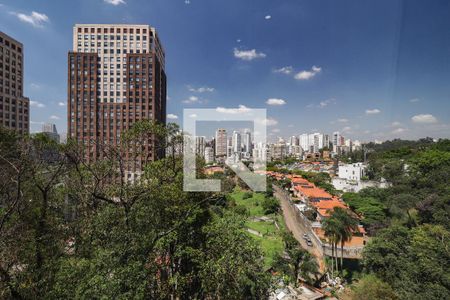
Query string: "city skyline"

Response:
xmin=1 ymin=0 xmax=450 ymax=141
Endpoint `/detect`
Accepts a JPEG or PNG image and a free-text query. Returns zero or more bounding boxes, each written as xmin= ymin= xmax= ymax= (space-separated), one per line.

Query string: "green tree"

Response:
xmin=274 ymin=232 xmax=319 ymax=286
xmin=363 ymin=225 xmax=450 ymax=300
xmin=261 ymin=196 xmax=280 ymax=215
xmin=348 ymin=274 xmax=397 ymax=300
xmin=198 ymin=213 xmax=270 ymax=299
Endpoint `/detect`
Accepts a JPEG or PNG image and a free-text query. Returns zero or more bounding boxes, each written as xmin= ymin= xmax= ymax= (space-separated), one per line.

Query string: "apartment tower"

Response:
xmin=215 ymin=128 xmax=227 ymax=158
xmin=0 ymin=31 xmax=29 ymax=134
xmin=68 ymin=24 xmax=166 ymax=173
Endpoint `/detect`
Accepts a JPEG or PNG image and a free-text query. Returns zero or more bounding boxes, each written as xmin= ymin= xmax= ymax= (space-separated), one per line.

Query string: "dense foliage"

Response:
xmin=347 ymin=138 xmax=450 ymax=299
xmin=0 ymin=123 xmax=270 ymax=299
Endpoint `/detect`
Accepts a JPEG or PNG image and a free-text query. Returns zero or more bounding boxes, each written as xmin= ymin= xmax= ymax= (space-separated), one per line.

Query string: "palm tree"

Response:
xmin=322 ymin=217 xmax=341 ymax=276
xmin=331 ymin=207 xmax=359 ymax=273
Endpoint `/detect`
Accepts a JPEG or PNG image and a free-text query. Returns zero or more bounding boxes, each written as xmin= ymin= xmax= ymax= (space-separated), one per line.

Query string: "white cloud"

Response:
xmin=104 ymin=0 xmax=126 ymax=5
xmin=30 ymin=83 xmax=41 ymax=89
xmin=256 ymin=117 xmax=278 ymax=127
xmin=49 ymin=115 xmax=60 ymax=120
xmin=266 ymin=98 xmax=286 ymax=106
xmin=184 ymin=0 xmax=191 ymax=4
xmin=409 ymin=98 xmax=420 ymax=103
xmin=187 ymin=85 xmax=215 ymax=93
xmin=233 ymin=48 xmax=266 ymax=61
xmin=30 ymin=100 xmax=45 ymax=108
xmin=411 ymin=114 xmax=437 ymax=124
xmin=216 ymin=105 xmax=252 ymax=114
xmin=273 ymin=66 xmax=293 ymax=75
xmin=272 ymin=128 xmax=280 ymax=133
xmin=182 ymin=96 xmax=201 ymax=104
xmin=342 ymin=126 xmax=352 ymax=133
xmin=391 ymin=128 xmax=407 ymax=134
xmin=167 ymin=114 xmax=178 ymax=120
xmin=294 ymin=65 xmax=321 ymax=80
xmin=391 ymin=121 xmax=402 ymax=127
xmin=12 ymin=11 xmax=49 ymax=28
xmin=265 ymin=15 xmax=272 ymax=20
xmin=58 ymin=102 xmax=66 ymax=106
xmin=365 ymin=108 xmax=381 ymax=115
xmin=311 ymin=98 xmax=336 ymax=109
xmin=236 ymin=39 xmax=242 ymax=43
xmin=337 ymin=118 xmax=349 ymax=123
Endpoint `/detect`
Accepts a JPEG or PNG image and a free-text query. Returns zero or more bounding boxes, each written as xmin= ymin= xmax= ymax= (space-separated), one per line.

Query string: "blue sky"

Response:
xmin=1 ymin=0 xmax=449 ymax=141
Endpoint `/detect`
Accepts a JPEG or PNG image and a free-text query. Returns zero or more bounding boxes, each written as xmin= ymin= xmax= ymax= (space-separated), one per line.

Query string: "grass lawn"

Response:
xmin=229 ymin=189 xmax=285 ymax=267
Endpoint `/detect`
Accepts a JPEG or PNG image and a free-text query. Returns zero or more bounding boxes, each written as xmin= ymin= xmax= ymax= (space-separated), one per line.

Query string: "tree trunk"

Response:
xmin=334 ymin=242 xmax=339 ymax=275
xmin=330 ymin=240 xmax=334 ymax=277
xmin=341 ymin=242 xmax=344 ymax=275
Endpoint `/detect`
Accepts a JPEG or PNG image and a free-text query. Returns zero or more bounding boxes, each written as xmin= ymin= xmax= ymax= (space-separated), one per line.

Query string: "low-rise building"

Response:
xmin=338 ymin=162 xmax=366 ymax=181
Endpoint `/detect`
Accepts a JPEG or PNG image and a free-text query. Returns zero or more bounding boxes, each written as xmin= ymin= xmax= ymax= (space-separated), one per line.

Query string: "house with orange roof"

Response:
xmin=311 ymin=197 xmax=348 ymax=220
xmin=293 ymin=184 xmax=333 ymax=202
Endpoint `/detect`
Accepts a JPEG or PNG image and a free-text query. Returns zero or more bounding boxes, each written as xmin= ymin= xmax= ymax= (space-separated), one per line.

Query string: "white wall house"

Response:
xmin=338 ymin=162 xmax=366 ymax=181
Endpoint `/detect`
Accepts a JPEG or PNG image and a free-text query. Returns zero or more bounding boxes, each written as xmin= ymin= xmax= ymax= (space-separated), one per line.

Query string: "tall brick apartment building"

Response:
xmin=0 ymin=31 xmax=30 ymax=134
xmin=67 ymin=24 xmax=166 ymax=177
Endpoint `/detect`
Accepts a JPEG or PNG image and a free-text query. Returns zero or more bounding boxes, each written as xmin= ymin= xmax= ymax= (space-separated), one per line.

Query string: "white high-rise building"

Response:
xmin=333 ymin=131 xmax=342 ymax=147
xmin=227 ymin=136 xmax=233 ymax=157
xmin=232 ymin=131 xmax=242 ymax=154
xmin=253 ymin=142 xmax=268 ymax=162
xmin=289 ymin=135 xmax=299 ymax=146
xmin=243 ymin=129 xmax=252 ymax=157
xmin=299 ymin=133 xmax=309 ymax=152
xmin=310 ymin=132 xmax=324 ymax=152
xmin=215 ymin=129 xmax=227 ymax=157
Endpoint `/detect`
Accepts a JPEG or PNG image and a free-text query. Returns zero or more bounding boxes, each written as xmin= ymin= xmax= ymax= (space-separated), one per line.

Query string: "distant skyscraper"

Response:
xmin=68 ymin=24 xmax=166 ymax=171
xmin=289 ymin=135 xmax=299 ymax=146
xmin=243 ymin=129 xmax=252 ymax=156
xmin=215 ymin=128 xmax=227 ymax=157
xmin=227 ymin=136 xmax=233 ymax=157
xmin=42 ymin=123 xmax=60 ymax=143
xmin=309 ymin=132 xmax=324 ymax=153
xmin=324 ymin=134 xmax=330 ymax=149
xmin=333 ymin=131 xmax=342 ymax=147
xmin=0 ymin=31 xmax=29 ymax=134
xmin=232 ymin=130 xmax=241 ymax=154
xmin=288 ymin=135 xmax=300 ymax=157
xmin=195 ymin=136 xmax=206 ymax=158
xmin=299 ymin=133 xmax=309 ymax=152
xmin=204 ymin=146 xmax=214 ymax=164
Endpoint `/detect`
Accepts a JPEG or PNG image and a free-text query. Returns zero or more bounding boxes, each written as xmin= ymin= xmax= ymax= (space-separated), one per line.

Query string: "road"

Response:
xmin=274 ymin=186 xmax=326 ymax=273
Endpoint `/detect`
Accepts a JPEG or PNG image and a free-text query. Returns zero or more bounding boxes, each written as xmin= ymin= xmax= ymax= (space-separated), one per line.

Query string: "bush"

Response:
xmin=242 ymin=192 xmax=253 ymax=199
xmin=262 ymin=197 xmax=280 ymax=215
xmin=233 ymin=205 xmax=249 ymax=217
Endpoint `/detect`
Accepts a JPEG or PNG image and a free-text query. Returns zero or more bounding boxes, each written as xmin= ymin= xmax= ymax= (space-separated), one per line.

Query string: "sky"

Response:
xmin=1 ymin=0 xmax=449 ymax=142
